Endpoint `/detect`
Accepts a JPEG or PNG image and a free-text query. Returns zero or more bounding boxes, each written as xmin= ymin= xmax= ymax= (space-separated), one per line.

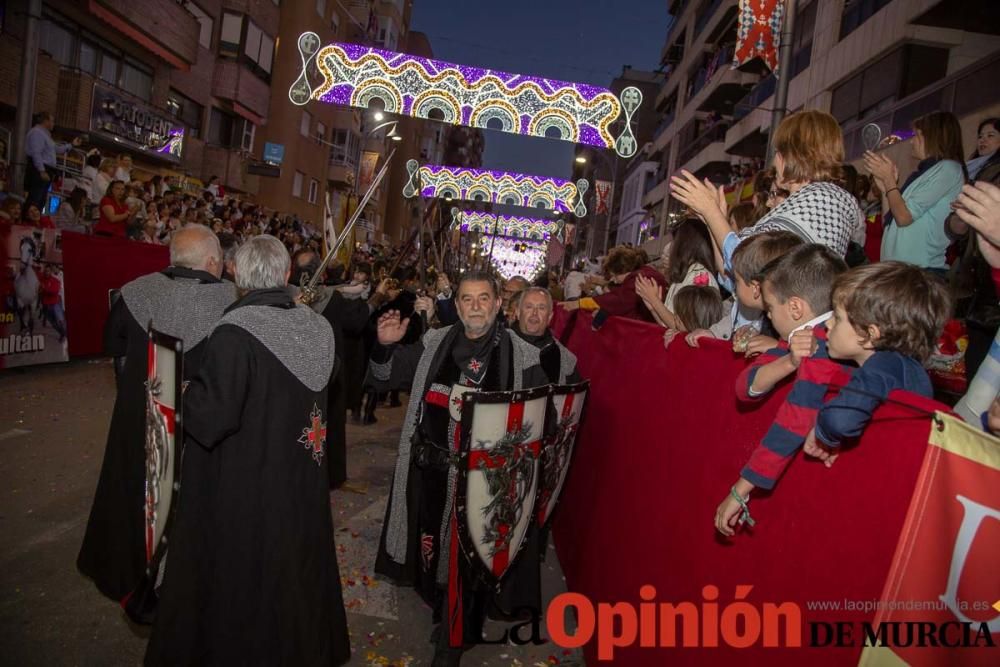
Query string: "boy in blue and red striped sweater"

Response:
xmin=716 ymin=245 xmax=850 ymax=537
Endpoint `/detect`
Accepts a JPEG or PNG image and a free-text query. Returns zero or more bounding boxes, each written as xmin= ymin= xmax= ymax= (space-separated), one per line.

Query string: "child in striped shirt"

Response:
xmin=716 ymin=244 xmax=849 ymax=537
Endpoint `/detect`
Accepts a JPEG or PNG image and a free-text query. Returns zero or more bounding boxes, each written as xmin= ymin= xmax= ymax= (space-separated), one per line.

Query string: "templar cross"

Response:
xmin=298 ymin=404 xmax=327 ymax=465
xmin=467 ymin=359 xmax=483 ymax=374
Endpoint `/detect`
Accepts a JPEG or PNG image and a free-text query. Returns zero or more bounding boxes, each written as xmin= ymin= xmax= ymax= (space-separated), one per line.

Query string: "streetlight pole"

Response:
xmin=766 ymin=0 xmax=798 ymax=165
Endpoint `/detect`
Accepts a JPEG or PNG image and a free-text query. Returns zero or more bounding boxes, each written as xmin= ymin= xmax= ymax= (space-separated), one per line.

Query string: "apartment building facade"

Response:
xmin=0 ymin=0 xmax=283 ymax=198
xmin=644 ymin=0 xmax=1000 ymax=251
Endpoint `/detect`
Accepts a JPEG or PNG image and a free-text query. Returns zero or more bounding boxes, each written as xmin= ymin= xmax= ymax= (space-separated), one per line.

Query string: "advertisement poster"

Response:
xmin=1 ymin=224 xmax=68 ymax=368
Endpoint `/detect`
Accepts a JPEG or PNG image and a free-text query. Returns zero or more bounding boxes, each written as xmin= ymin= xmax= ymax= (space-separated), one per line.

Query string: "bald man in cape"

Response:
xmin=78 ymin=225 xmax=236 ymax=602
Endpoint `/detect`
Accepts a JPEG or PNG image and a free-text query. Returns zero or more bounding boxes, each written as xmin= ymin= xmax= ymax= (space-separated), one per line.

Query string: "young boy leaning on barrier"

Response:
xmin=802 ymin=262 xmax=951 ymax=467
xmin=715 ymin=244 xmax=849 ymax=537
xmin=685 ymin=230 xmax=803 ymax=353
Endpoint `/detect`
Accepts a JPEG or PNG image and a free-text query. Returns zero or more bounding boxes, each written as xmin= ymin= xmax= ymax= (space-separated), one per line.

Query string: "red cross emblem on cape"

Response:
xmin=467 ymin=358 xmax=483 ymax=374
xmin=298 ymin=403 xmax=327 ymax=466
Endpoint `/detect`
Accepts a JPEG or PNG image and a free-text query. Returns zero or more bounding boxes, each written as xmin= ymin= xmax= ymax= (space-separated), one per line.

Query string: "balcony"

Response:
xmin=677 ymin=121 xmax=728 ymax=167
xmin=841 ymin=48 xmax=1000 ymax=161
xmin=328 ymin=162 xmax=356 ymax=187
xmin=89 ymin=0 xmax=199 ymax=68
xmin=203 ymin=144 xmax=257 ymax=195
xmin=733 ymin=74 xmax=776 ymax=121
xmin=912 ymin=0 xmax=1000 ymax=34
xmin=652 ymin=112 xmax=676 ymax=145
xmin=694 ymin=0 xmax=724 ymax=38
xmin=642 ymin=178 xmax=670 ymax=209
xmin=678 ymin=137 xmax=729 ymax=182
xmin=213 ymin=61 xmax=271 ymax=118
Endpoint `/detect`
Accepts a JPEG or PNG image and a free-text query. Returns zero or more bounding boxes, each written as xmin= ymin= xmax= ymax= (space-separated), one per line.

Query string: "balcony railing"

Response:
xmin=689 ymin=43 xmax=735 ymax=99
xmin=841 ymin=48 xmax=1000 ymax=160
xmin=677 ymin=122 xmax=729 ymax=166
xmin=694 ymin=0 xmax=724 ymax=37
xmin=653 ymin=112 xmax=676 ymax=143
xmin=733 ymin=74 xmax=775 ymax=121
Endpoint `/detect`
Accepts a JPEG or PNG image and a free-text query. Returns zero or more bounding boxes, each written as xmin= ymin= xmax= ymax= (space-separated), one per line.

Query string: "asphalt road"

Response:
xmin=0 ymin=359 xmax=581 ymax=667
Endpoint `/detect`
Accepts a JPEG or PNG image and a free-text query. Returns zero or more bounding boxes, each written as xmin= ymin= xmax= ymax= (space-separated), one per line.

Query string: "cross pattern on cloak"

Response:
xmin=298 ymin=404 xmax=327 ymax=465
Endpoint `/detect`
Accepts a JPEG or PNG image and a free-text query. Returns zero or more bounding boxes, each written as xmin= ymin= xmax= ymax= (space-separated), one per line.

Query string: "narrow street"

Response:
xmin=0 ymin=360 xmax=581 ymax=666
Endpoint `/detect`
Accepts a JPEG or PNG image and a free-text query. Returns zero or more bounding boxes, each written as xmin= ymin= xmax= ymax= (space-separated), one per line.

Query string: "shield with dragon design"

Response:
xmin=536 ymin=380 xmax=589 ymax=528
xmin=456 ymin=385 xmax=549 ymax=584
xmin=143 ymin=328 xmax=183 ymax=569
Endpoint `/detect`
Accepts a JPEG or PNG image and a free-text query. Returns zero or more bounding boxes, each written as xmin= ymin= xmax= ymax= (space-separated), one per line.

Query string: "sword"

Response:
xmin=300 ymin=148 xmax=397 ymax=305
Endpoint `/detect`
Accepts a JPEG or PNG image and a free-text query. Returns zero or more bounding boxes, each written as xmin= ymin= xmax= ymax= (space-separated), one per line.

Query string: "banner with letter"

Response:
xmin=0 ymin=223 xmax=68 ymax=368
xmin=859 ymin=412 xmax=1000 ymax=667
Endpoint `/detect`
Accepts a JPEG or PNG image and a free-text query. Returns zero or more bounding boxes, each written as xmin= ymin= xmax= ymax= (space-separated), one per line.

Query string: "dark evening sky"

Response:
xmin=409 ymin=0 xmax=669 ymax=180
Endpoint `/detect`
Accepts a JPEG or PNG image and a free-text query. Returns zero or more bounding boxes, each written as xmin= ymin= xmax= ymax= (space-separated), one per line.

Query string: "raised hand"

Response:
xmin=635 ymin=275 xmax=663 ymax=305
xmin=670 ymin=170 xmax=724 ymax=221
xmin=956 ymin=181 xmax=1000 ymax=248
xmin=862 ymin=151 xmax=898 ymax=191
xmin=414 ymin=295 xmax=435 ymax=319
xmin=376 ymin=309 xmax=410 ymax=345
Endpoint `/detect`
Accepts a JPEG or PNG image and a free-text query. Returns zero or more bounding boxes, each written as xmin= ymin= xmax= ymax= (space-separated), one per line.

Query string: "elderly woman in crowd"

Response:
xmin=865 ymin=111 xmax=966 ymax=271
xmin=671 ymin=110 xmax=862 ymax=269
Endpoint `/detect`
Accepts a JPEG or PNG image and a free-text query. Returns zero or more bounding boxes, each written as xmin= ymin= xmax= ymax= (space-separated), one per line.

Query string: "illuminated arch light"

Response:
xmin=483 ymin=235 xmax=548 ymax=280
xmin=351 ymin=78 xmax=404 ymax=114
xmin=412 ymin=90 xmax=462 ymax=124
xmin=405 ymin=163 xmax=587 ymax=216
xmin=452 ymin=210 xmax=560 ymax=240
xmin=289 ymin=34 xmax=642 ymax=156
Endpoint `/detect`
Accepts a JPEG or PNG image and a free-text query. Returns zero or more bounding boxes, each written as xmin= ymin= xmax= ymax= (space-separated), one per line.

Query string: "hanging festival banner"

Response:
xmin=859 ymin=412 xmax=1000 ymax=667
xmin=0 ymin=223 xmax=68 ymax=369
xmin=452 ymin=210 xmax=560 ymax=241
xmin=594 ymin=179 xmax=612 ymax=215
xmin=403 ymin=161 xmax=589 ymax=217
xmin=289 ymin=34 xmax=643 ymax=158
xmin=734 ymin=0 xmax=784 ymax=74
xmin=357 ymin=150 xmax=380 ymax=193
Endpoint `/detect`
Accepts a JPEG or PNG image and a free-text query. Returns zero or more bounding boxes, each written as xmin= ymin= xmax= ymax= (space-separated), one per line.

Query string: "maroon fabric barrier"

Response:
xmin=61 ymin=232 xmax=169 ymax=357
xmin=550 ymin=311 xmax=946 ymax=665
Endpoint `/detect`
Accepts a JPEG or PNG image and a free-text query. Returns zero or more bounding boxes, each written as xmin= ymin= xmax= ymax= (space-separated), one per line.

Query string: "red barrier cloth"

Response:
xmin=61 ymin=232 xmax=169 ymax=357
xmin=551 ymin=311 xmax=946 ymax=665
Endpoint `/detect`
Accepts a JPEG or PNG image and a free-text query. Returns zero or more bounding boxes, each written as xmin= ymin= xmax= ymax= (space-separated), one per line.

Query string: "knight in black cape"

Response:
xmin=369 ymin=271 xmax=574 ymax=665
xmin=77 ymin=225 xmax=236 ymax=602
xmin=290 ymin=249 xmax=372 ymax=488
xmin=145 ymin=235 xmax=350 ymax=666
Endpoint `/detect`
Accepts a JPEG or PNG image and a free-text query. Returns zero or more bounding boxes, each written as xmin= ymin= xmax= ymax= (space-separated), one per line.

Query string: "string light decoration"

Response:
xmin=452 ymin=210 xmax=560 ymax=240
xmin=288 ymin=33 xmax=643 ymax=157
xmin=403 ymin=161 xmax=588 ymax=216
xmin=484 ymin=236 xmax=548 ymax=280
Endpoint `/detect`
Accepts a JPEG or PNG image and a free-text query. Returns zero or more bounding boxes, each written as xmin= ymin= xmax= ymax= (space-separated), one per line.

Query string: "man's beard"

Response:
xmin=461 ymin=313 xmax=496 ymax=338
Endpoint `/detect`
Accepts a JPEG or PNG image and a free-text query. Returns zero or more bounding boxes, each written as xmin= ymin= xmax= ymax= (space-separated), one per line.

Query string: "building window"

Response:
xmin=316 ymin=122 xmax=327 ymax=143
xmin=789 ymin=1 xmax=817 ymax=79
xmin=308 ymin=178 xmax=319 ymax=204
xmin=121 ymin=59 xmax=153 ymax=101
xmin=220 ymin=12 xmax=243 ymax=58
xmin=78 ymin=41 xmax=98 ymax=75
xmin=184 ymin=2 xmax=214 ymax=50
xmin=377 ymin=16 xmax=397 ymax=50
xmin=331 ymin=11 xmax=340 ymax=33
xmin=840 ymin=0 xmax=893 ymax=41
xmin=208 ymin=107 xmax=236 ymax=147
xmin=301 ymin=111 xmax=312 ymax=137
xmin=316 ymin=0 xmax=326 ymax=18
xmin=329 ymin=129 xmax=360 ymax=168
xmin=167 ymin=90 xmax=204 ymax=139
xmin=243 ymin=20 xmax=275 ymax=80
xmin=40 ymin=19 xmax=74 ymax=65
xmin=239 ymin=119 xmax=255 ymax=152
xmin=293 ymin=171 xmax=304 ymax=198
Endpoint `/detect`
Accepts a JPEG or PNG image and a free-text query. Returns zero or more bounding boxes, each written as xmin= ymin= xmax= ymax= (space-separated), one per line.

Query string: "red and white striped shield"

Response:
xmin=456 ymin=385 xmax=549 ymax=583
xmin=537 ymin=381 xmax=589 ymax=528
xmin=143 ymin=328 xmax=183 ymax=566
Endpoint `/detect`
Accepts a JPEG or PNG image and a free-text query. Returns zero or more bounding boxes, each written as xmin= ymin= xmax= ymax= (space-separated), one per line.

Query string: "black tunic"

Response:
xmin=370 ymin=323 xmax=551 ymax=644
xmin=145 ymin=289 xmax=350 ymax=666
xmin=77 ymin=268 xmax=235 ymax=602
xmin=312 ymin=289 xmax=371 ymax=488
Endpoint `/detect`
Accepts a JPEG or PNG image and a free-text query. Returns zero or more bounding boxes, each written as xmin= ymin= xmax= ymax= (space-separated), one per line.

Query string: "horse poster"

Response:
xmin=1 ymin=223 xmax=68 ymax=368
